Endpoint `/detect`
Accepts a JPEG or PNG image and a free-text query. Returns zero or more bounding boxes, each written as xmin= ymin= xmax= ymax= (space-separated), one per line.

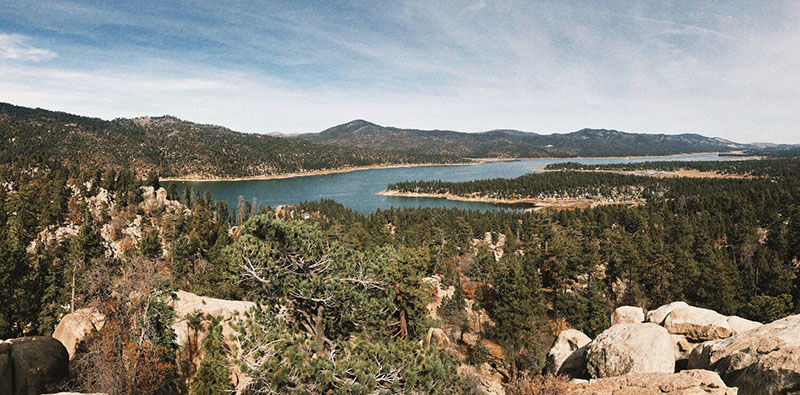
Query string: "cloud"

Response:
xmin=0 ymin=2 xmax=798 ymax=143
xmin=0 ymin=33 xmax=57 ymax=62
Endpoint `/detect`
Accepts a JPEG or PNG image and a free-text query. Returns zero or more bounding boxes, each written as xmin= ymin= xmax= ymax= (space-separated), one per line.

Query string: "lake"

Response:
xmin=176 ymin=153 xmax=746 ymax=213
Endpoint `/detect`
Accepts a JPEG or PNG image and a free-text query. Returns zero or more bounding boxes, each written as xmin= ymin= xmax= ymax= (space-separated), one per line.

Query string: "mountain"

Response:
xmin=298 ymin=121 xmax=751 ymax=158
xmin=0 ymin=102 xmax=756 ymax=179
xmin=0 ymin=103 xmax=461 ymax=178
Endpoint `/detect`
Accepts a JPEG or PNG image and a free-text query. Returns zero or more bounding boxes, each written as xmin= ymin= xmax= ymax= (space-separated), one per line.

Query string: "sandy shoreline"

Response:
xmin=160 ymin=152 xmax=730 ymax=182
xmin=160 ymin=161 xmax=474 ymax=182
xmin=530 ymin=167 xmax=753 ymax=179
xmin=377 ymin=190 xmax=640 ymax=210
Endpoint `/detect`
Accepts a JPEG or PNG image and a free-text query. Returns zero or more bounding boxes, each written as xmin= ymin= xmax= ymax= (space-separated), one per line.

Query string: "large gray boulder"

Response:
xmin=611 ymin=306 xmax=645 ymax=325
xmin=565 ymin=369 xmax=737 ymax=394
xmin=53 ymin=307 xmax=106 ymax=360
xmin=2 ymin=336 xmax=69 ymax=395
xmin=663 ymin=305 xmax=733 ymax=341
xmin=545 ymin=329 xmax=592 ymax=378
xmin=689 ymin=313 xmax=800 ymax=394
xmin=586 ymin=323 xmax=674 ymax=378
xmin=646 ymin=301 xmax=689 ymax=325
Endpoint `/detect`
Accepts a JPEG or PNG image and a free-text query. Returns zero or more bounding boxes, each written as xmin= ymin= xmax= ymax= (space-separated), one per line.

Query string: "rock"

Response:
xmin=458 ymin=363 xmax=505 ymax=395
xmin=171 ymin=290 xmax=255 ymax=349
xmin=170 ymin=291 xmax=256 ymax=393
xmin=670 ymin=334 xmax=695 ymax=361
xmin=462 ymin=332 xmax=480 ymax=347
xmin=646 ymin=301 xmax=689 ymax=325
xmin=726 ymin=316 xmax=762 ymax=335
xmin=481 ymin=339 xmax=506 ymax=363
xmin=426 ymin=327 xmax=450 ymax=348
xmin=53 ymin=307 xmax=106 ymax=360
xmin=611 ymin=306 xmax=645 ymax=325
xmin=566 ymin=369 xmax=737 ymax=394
xmin=663 ymin=306 xmax=733 ymax=341
xmin=4 ymin=336 xmax=69 ymax=395
xmin=422 ymin=276 xmax=454 ymax=321
xmin=689 ymin=313 xmax=800 ymax=394
xmin=586 ymin=323 xmax=674 ymax=378
xmin=545 ymin=329 xmax=592 ymax=378
xmin=0 ymin=343 xmax=12 ymax=395
xmin=736 ymin=346 xmax=800 ymax=394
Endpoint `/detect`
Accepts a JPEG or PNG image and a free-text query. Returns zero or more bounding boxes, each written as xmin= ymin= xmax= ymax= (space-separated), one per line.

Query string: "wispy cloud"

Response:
xmin=0 ymin=1 xmax=797 ymax=143
xmin=0 ymin=33 xmax=56 ymax=62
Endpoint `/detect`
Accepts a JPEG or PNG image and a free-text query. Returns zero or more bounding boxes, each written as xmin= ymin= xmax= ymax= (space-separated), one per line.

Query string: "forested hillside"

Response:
xmin=0 ymin=103 xmax=463 ymax=178
xmin=2 ymin=156 xmax=799 ymax=393
xmin=298 ymin=119 xmax=750 ymax=158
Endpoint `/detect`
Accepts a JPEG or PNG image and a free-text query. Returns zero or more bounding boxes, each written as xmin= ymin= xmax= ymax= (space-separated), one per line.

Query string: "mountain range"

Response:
xmin=0 ymin=102 xmax=758 ymax=178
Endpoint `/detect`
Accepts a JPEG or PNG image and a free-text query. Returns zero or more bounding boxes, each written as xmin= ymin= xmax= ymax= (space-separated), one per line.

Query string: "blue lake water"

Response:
xmin=177 ymin=153 xmax=745 ymax=213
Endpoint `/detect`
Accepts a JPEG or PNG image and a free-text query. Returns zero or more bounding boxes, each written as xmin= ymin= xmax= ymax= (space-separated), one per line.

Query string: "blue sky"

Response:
xmin=0 ymin=1 xmax=798 ymax=143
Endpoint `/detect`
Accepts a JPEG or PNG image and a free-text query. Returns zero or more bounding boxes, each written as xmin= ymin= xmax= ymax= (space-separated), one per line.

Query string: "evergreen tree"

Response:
xmin=191 ymin=315 xmax=233 ymax=395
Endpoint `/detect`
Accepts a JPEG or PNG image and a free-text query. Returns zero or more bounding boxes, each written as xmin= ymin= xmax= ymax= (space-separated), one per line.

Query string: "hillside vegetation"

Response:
xmin=0 ymin=103 xmax=462 ymax=178
xmin=298 ymin=119 xmax=750 ymax=158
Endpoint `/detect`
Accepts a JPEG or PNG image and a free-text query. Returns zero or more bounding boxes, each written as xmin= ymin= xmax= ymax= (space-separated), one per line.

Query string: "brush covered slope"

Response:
xmin=298 ymin=119 xmax=750 ymax=158
xmin=0 ymin=103 xmax=462 ymax=178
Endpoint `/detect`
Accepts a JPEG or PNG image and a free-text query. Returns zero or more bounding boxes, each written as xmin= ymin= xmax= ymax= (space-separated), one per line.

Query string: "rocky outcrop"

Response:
xmin=1 ymin=336 xmax=69 ymax=395
xmin=565 ymin=369 xmax=737 ymax=394
xmin=545 ymin=329 xmax=591 ymax=378
xmin=170 ymin=290 xmax=256 ymax=392
xmin=426 ymin=327 xmax=450 ymax=348
xmin=645 ymin=301 xmax=689 ymax=325
xmin=726 ymin=316 xmax=761 ymax=335
xmin=689 ymin=313 xmax=800 ymax=394
xmin=52 ymin=307 xmax=106 ymax=360
xmin=662 ymin=305 xmax=733 ymax=341
xmin=611 ymin=306 xmax=644 ymax=325
xmin=586 ymin=323 xmax=674 ymax=378
xmin=458 ymin=363 xmax=505 ymax=395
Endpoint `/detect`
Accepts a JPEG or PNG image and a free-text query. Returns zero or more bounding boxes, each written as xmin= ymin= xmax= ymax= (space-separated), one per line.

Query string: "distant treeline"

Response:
xmin=545 ymin=158 xmax=800 ymax=178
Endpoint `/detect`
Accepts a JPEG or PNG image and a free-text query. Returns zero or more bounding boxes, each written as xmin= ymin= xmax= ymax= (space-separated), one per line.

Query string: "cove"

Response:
xmin=175 ymin=153 xmax=746 ymax=214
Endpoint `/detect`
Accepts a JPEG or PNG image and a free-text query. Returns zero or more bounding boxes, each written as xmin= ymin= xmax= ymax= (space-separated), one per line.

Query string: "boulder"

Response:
xmin=663 ymin=306 xmax=733 ymax=341
xmin=736 ymin=346 xmax=800 ymax=394
xmin=726 ymin=316 xmax=761 ymax=335
xmin=170 ymin=291 xmax=256 ymax=393
xmin=170 ymin=290 xmax=255 ymax=348
xmin=4 ymin=336 xmax=69 ymax=395
xmin=566 ymin=369 xmax=737 ymax=394
xmin=586 ymin=323 xmax=674 ymax=378
xmin=689 ymin=313 xmax=800 ymax=394
xmin=53 ymin=307 xmax=106 ymax=360
xmin=545 ymin=329 xmax=592 ymax=378
xmin=1 ymin=342 xmax=12 ymax=395
xmin=670 ymin=334 xmax=695 ymax=362
xmin=646 ymin=301 xmax=689 ymax=325
xmin=611 ymin=306 xmax=645 ymax=325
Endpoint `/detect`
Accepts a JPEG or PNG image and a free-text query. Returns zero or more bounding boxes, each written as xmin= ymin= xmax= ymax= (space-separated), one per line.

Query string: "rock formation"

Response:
xmin=1 ymin=336 xmax=69 ymax=395
xmin=662 ymin=305 xmax=733 ymax=341
xmin=52 ymin=307 xmax=106 ymax=360
xmin=645 ymin=301 xmax=689 ymax=325
xmin=544 ymin=329 xmax=591 ymax=377
xmin=586 ymin=323 xmax=675 ymax=378
xmin=689 ymin=313 xmax=800 ymax=394
xmin=611 ymin=306 xmax=645 ymax=325
xmin=565 ymin=369 xmax=736 ymax=394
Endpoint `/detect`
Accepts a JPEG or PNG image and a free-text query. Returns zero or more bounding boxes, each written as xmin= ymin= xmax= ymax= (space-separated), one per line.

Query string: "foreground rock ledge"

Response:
xmin=566 ymin=370 xmax=737 ymax=394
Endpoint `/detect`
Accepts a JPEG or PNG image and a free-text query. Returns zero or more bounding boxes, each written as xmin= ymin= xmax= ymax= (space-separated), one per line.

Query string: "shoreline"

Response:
xmin=160 ymin=161 xmax=474 ymax=182
xmin=161 ymin=152 xmax=729 ymax=182
xmin=377 ymin=189 xmax=640 ymax=210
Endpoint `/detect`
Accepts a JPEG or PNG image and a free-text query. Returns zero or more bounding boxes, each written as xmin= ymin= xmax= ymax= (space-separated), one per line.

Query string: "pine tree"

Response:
xmin=191 ymin=315 xmax=233 ymax=395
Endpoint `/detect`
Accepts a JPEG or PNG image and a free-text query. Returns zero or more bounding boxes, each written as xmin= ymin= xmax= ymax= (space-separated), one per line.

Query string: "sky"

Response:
xmin=0 ymin=1 xmax=798 ymax=143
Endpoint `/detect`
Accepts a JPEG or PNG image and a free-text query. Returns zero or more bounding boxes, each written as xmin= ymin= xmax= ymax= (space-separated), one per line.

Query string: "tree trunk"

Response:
xmin=314 ymin=306 xmax=325 ymax=358
xmin=400 ymin=309 xmax=408 ymax=344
